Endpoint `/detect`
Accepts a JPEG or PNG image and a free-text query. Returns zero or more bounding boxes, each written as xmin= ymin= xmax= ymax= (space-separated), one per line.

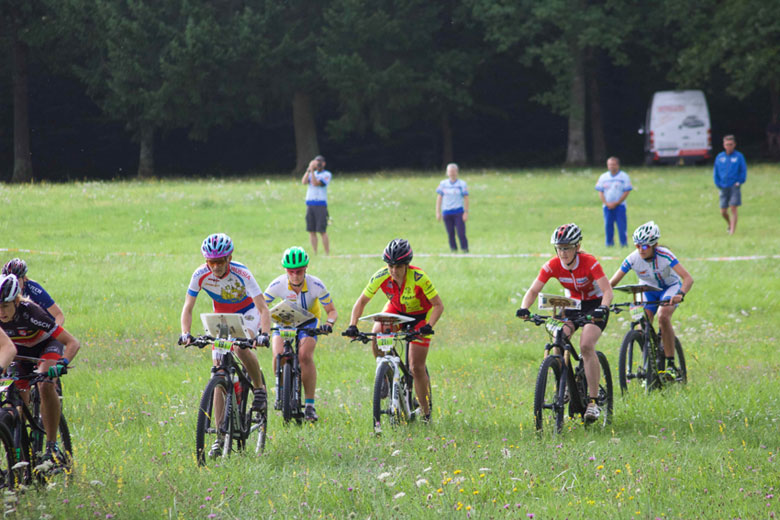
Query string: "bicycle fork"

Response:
xmin=376 ymin=356 xmax=405 ymax=420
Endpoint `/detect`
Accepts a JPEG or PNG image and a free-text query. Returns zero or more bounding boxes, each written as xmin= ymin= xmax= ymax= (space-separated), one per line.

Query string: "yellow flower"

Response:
xmin=596 ymin=465 xmax=604 ymax=470
xmin=454 ymin=470 xmax=462 ymax=475
xmin=473 ymin=490 xmax=479 ymax=495
xmin=615 ymin=469 xmax=622 ymax=474
xmin=436 ymin=488 xmax=443 ymax=494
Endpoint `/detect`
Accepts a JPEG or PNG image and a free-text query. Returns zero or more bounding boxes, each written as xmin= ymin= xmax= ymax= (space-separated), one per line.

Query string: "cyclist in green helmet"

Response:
xmin=263 ymin=247 xmax=338 ymax=422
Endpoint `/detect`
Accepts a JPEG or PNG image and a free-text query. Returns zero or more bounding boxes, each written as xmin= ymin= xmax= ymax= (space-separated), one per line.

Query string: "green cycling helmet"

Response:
xmin=282 ymin=246 xmax=309 ymax=268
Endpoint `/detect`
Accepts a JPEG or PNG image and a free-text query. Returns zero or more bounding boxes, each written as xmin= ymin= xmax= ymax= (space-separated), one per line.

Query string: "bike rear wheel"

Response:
xmin=594 ymin=351 xmax=614 ymax=427
xmin=533 ymin=355 xmax=565 ymax=433
xmin=248 ymin=371 xmax=267 ymax=455
xmin=195 ymin=376 xmax=230 ymax=466
xmin=618 ymin=330 xmax=650 ymax=394
xmin=31 ymin=383 xmax=73 ymax=477
xmin=674 ymin=337 xmax=687 ymax=384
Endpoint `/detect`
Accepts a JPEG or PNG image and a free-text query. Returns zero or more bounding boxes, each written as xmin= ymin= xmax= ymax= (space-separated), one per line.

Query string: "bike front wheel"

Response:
xmin=674 ymin=338 xmax=688 ymax=385
xmin=594 ymin=351 xmax=614 ymax=427
xmin=31 ymin=383 xmax=74 ymax=477
xmin=195 ymin=376 xmax=230 ymax=466
xmin=533 ymin=355 xmax=565 ymax=433
xmin=618 ymin=330 xmax=656 ymax=394
xmin=372 ymin=362 xmax=395 ymax=432
xmin=281 ymin=363 xmax=294 ymax=425
xmin=247 ymin=371 xmax=268 ymax=455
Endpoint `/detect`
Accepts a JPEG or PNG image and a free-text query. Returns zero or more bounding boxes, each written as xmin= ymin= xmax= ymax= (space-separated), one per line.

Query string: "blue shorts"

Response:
xmin=719 ymin=185 xmax=741 ymax=208
xmin=272 ymin=318 xmax=320 ymax=342
xmin=643 ymin=285 xmax=680 ymax=314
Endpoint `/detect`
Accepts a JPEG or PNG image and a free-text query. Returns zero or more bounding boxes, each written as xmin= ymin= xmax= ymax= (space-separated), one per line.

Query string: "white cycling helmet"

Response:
xmin=633 ymin=221 xmax=660 ymax=246
xmin=550 ymin=223 xmax=582 ymax=245
xmin=0 ymin=274 xmax=21 ymax=302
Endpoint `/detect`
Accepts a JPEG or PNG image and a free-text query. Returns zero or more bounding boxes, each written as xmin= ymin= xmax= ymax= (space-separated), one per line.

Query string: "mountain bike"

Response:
xmin=0 ymin=355 xmax=73 ymax=486
xmin=181 ymin=333 xmax=267 ymax=465
xmin=523 ymin=296 xmax=613 ymax=434
xmin=343 ymin=313 xmax=432 ymax=434
xmin=272 ymin=326 xmax=329 ymax=425
xmin=611 ymin=284 xmax=687 ymax=394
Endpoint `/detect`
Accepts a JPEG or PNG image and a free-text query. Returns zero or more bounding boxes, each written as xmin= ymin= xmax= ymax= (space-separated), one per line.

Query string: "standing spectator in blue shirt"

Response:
xmin=301 ymin=155 xmax=332 ymax=255
xmin=2 ymin=258 xmax=65 ymax=325
xmin=435 ymin=163 xmax=470 ymax=253
xmin=713 ymin=135 xmax=747 ymax=235
xmin=595 ymin=156 xmax=633 ymax=247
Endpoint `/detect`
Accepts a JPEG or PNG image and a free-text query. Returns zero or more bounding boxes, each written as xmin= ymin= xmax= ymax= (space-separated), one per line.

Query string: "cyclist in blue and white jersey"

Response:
xmin=3 ymin=258 xmax=65 ymax=325
xmin=609 ymin=221 xmax=693 ymax=377
xmin=180 ymin=233 xmax=271 ymax=415
xmin=263 ymin=247 xmax=337 ymax=422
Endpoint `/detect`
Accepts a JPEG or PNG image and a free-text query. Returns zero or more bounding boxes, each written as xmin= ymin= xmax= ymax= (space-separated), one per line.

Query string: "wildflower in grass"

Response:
xmin=62 ymin=499 xmax=69 ymax=504
xmin=473 ymin=491 xmax=479 ymax=495
xmin=437 ymin=488 xmax=444 ymax=494
xmin=596 ymin=465 xmax=604 ymax=470
xmin=589 ymin=456 xmax=596 ymax=461
xmin=527 ymin=514 xmax=534 ymax=519
xmin=394 ymin=492 xmax=405 ymax=500
xmin=454 ymin=470 xmax=462 ymax=475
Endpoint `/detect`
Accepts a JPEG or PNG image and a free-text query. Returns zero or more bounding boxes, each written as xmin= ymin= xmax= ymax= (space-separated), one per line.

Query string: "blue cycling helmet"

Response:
xmin=201 ymin=233 xmax=234 ymax=259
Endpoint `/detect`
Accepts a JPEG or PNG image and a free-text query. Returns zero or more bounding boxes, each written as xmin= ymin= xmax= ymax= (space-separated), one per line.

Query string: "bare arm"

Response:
xmin=0 ymin=330 xmax=16 ymax=372
xmin=462 ymin=195 xmax=469 ymax=222
xmin=252 ymin=295 xmax=271 ymax=335
xmin=349 ymin=294 xmax=372 ymax=326
xmin=56 ymin=328 xmax=81 ymax=362
xmin=180 ymin=293 xmax=197 ymax=335
xmin=614 ymin=190 xmax=630 ymax=206
xmin=520 ymin=279 xmax=546 ymax=310
xmin=427 ymin=295 xmax=444 ymax=328
xmin=47 ymin=303 xmax=65 ymax=326
xmin=598 ymin=191 xmax=607 ymax=206
xmin=596 ymin=276 xmax=613 ymax=306
xmin=435 ymin=194 xmax=443 ymax=220
xmin=670 ymin=263 xmax=694 ymax=304
xmin=323 ymin=301 xmax=338 ymax=325
xmin=609 ymin=268 xmax=627 ymax=287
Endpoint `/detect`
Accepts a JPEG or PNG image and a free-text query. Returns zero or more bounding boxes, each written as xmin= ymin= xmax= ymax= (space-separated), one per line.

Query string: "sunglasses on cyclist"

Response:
xmin=286 ymin=268 xmax=306 ymax=275
xmin=555 ymin=245 xmax=577 ymax=252
xmin=635 ymin=244 xmax=652 ymax=250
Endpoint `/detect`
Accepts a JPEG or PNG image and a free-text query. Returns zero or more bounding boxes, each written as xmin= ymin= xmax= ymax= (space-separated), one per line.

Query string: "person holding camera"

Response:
xmin=301 ymin=155 xmax=332 ymax=255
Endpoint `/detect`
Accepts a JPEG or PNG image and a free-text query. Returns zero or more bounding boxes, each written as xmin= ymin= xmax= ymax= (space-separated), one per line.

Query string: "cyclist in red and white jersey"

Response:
xmin=180 ymin=233 xmax=271 ymax=417
xmin=516 ymin=223 xmax=613 ymax=423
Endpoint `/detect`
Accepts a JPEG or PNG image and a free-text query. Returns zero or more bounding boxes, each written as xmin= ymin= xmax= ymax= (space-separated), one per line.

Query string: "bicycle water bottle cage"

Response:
xmin=630 ymin=304 xmax=645 ymax=322
xmin=278 ymin=328 xmax=296 ymax=339
xmin=0 ymin=378 xmax=13 ymax=393
xmin=376 ymin=334 xmax=394 ymax=353
xmin=546 ymin=319 xmax=565 ymax=335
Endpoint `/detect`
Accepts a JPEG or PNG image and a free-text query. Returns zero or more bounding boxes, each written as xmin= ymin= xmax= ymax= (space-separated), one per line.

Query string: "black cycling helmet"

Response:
xmin=550 ymin=223 xmax=582 ymax=246
xmin=382 ymin=239 xmax=413 ymax=265
xmin=2 ymin=258 xmax=27 ymax=278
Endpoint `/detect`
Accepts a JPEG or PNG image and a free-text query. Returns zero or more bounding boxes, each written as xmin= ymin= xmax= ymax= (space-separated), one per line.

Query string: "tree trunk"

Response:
xmin=441 ymin=111 xmax=454 ymax=168
xmin=586 ymin=49 xmax=606 ymax=166
xmin=11 ymin=14 xmax=33 ymax=183
xmin=137 ymin=125 xmax=155 ymax=178
xmin=292 ymin=91 xmax=319 ymax=174
xmin=565 ymin=48 xmax=587 ymax=166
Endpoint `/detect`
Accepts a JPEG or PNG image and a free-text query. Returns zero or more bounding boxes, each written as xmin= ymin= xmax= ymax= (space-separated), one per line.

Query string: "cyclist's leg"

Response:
xmin=36 ymin=356 xmax=61 ymax=444
xmin=271 ymin=334 xmax=284 ymax=373
xmin=656 ymin=287 xmax=679 ymax=359
xmin=298 ymin=336 xmax=317 ymax=401
xmin=408 ymin=342 xmax=431 ymax=416
xmin=579 ymin=323 xmax=603 ymax=399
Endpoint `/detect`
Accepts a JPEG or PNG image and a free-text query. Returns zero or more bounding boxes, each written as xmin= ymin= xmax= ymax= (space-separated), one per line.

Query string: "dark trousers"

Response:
xmin=603 ymin=204 xmax=627 ymax=246
xmin=443 ymin=212 xmax=468 ymax=251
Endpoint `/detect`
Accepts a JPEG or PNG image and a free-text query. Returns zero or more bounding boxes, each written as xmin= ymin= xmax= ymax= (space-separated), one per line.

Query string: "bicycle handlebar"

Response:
xmin=609 ymin=300 xmax=676 ymax=314
xmin=524 ymin=313 xmax=599 ymax=327
xmin=179 ymin=335 xmax=255 ymax=350
xmin=341 ymin=329 xmax=430 ymax=344
xmin=271 ymin=326 xmax=331 ymax=337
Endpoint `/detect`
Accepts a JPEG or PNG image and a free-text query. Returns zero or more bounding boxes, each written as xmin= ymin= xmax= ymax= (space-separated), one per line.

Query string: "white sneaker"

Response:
xmin=584 ymin=402 xmax=600 ymax=424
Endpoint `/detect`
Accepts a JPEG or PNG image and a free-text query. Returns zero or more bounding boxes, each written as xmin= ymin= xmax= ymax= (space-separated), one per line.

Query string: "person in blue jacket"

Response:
xmin=2 ymin=258 xmax=65 ymax=325
xmin=713 ymin=135 xmax=747 ymax=235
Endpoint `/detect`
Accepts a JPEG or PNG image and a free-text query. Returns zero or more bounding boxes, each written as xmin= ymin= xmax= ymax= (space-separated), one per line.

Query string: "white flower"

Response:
xmin=377 ymin=472 xmax=392 ymax=481
xmin=415 ymin=479 xmax=428 ymax=488
xmin=393 ymin=492 xmax=406 ymax=500
xmin=391 ymin=449 xmax=401 ymax=457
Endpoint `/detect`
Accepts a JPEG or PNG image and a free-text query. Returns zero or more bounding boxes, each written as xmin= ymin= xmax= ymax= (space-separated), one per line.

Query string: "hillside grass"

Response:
xmin=0 ymin=165 xmax=778 ymax=519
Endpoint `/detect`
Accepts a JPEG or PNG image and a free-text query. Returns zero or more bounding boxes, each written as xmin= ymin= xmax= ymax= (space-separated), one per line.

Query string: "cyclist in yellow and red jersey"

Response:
xmin=345 ymin=239 xmax=444 ymax=422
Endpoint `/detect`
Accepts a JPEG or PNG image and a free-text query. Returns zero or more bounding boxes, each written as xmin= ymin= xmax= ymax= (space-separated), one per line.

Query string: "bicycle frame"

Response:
xmin=275 ymin=327 xmax=304 ymax=422
xmin=542 ymin=318 xmax=587 ymax=416
xmin=374 ymin=333 xmax=416 ymax=422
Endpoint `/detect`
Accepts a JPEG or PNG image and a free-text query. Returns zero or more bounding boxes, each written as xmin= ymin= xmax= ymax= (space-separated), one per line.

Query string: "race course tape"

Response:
xmin=2 ymin=248 xmax=778 ymax=262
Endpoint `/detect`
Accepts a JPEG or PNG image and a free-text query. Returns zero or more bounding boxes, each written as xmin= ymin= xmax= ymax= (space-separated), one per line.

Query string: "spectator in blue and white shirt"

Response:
xmin=301 ymin=155 xmax=332 ymax=255
xmin=435 ymin=163 xmax=469 ymax=253
xmin=2 ymin=257 xmax=64 ymax=325
xmin=595 ymin=156 xmax=633 ymax=247
xmin=713 ymin=135 xmax=747 ymax=235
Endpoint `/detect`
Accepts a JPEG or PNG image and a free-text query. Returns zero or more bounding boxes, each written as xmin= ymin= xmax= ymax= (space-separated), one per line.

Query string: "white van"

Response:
xmin=641 ymin=90 xmax=712 ymax=165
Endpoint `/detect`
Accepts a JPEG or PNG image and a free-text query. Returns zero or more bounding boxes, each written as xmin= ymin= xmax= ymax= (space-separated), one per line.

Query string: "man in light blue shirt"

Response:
xmin=301 ymin=155 xmax=332 ymax=254
xmin=435 ymin=163 xmax=470 ymax=252
xmin=595 ymin=156 xmax=633 ymax=247
xmin=713 ymin=135 xmax=747 ymax=235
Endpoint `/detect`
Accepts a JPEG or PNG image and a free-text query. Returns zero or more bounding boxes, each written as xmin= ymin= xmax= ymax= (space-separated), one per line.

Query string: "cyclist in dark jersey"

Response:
xmin=3 ymin=258 xmax=65 ymax=325
xmin=516 ymin=223 xmax=613 ymax=423
xmin=0 ymin=274 xmax=80 ymax=465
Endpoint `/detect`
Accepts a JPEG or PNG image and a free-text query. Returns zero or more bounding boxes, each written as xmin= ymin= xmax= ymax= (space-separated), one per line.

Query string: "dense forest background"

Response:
xmin=1 ymin=0 xmax=777 ymax=181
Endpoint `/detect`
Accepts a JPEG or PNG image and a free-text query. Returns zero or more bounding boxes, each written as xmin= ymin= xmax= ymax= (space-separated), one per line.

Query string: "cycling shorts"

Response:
xmin=643 ymin=284 xmax=681 ymax=315
xmin=563 ymin=298 xmax=609 ymax=332
xmin=382 ymin=303 xmax=432 ymax=348
xmin=14 ymin=338 xmax=63 ymax=390
xmin=272 ymin=318 xmax=320 ymax=343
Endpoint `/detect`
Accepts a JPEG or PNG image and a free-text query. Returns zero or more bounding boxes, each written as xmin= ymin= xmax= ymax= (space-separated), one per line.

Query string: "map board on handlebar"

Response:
xmin=537 ymin=293 xmax=581 ymax=311
xmin=269 ymin=300 xmax=315 ymax=327
xmin=614 ymin=284 xmax=660 ymax=295
xmin=360 ymin=312 xmax=415 ymax=326
xmin=200 ymin=313 xmax=252 ymax=339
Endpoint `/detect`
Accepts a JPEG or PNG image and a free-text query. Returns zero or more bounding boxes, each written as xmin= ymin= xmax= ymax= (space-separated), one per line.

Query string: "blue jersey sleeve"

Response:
xmin=620 ymin=259 xmax=632 ymax=273
xmin=24 ymin=280 xmax=55 ymax=309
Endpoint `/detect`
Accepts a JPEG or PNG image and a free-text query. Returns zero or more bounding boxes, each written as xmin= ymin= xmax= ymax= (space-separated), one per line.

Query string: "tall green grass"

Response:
xmin=0 ymin=165 xmax=777 ymax=518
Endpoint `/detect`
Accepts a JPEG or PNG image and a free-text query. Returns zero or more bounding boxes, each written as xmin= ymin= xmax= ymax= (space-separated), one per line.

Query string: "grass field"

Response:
xmin=1 ymin=165 xmax=778 ymax=519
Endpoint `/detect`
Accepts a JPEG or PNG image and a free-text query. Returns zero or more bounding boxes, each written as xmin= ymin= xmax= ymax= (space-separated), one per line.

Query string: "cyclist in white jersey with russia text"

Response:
xmin=180 ymin=233 xmax=272 ymax=416
xmin=609 ymin=221 xmax=693 ymax=379
xmin=263 ymin=247 xmax=337 ymax=422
